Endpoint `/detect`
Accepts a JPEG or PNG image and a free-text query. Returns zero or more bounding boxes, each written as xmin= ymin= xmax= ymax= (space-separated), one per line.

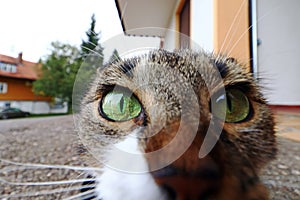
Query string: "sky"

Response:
xmin=0 ymin=0 xmax=123 ymax=62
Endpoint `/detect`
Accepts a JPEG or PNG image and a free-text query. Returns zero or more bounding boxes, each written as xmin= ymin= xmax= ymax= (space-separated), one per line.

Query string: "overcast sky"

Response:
xmin=0 ymin=0 xmax=123 ymax=61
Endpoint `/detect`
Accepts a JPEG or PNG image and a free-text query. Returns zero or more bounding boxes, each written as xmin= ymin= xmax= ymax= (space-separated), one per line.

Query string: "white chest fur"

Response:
xmin=96 ymin=167 xmax=166 ymax=200
xmin=95 ymin=135 xmax=167 ymax=200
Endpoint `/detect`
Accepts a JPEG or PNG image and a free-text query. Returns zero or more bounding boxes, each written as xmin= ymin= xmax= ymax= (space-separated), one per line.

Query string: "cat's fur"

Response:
xmin=77 ymin=49 xmax=277 ymax=200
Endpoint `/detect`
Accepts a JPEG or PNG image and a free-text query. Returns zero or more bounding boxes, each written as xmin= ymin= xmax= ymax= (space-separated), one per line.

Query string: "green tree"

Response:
xmin=33 ymin=14 xmax=105 ymax=113
xmin=73 ymin=14 xmax=105 ymax=112
xmin=108 ymin=49 xmax=120 ymax=63
xmin=81 ymin=14 xmax=103 ymax=62
xmin=33 ymin=42 xmax=81 ymax=112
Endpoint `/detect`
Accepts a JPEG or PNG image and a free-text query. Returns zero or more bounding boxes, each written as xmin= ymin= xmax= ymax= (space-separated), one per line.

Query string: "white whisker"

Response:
xmin=0 ymin=184 xmax=96 ymax=198
xmin=86 ymin=41 xmax=98 ymax=48
xmin=80 ymin=41 xmax=103 ymax=55
xmin=112 ymin=54 xmax=120 ymax=61
xmin=222 ymin=11 xmax=243 ymax=55
xmin=238 ymin=128 xmax=262 ymax=133
xmin=81 ymin=46 xmax=104 ymax=58
xmin=87 ymin=30 xmax=98 ymax=37
xmin=0 ymin=177 xmax=96 ymax=186
xmin=64 ymin=189 xmax=97 ymax=200
xmin=0 ymin=158 xmax=103 ymax=172
xmin=120 ymin=2 xmax=128 ymax=23
xmin=226 ymin=25 xmax=253 ymax=57
xmin=219 ymin=0 xmax=247 ymax=54
xmin=226 ymin=2 xmax=283 ymax=60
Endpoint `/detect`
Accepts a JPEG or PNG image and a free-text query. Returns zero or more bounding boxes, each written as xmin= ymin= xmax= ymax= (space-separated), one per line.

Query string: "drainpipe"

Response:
xmin=250 ymin=0 xmax=258 ymax=79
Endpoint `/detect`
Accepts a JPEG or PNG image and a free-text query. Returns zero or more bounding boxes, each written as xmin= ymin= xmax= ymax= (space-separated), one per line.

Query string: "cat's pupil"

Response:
xmin=226 ymin=93 xmax=233 ymax=112
xmin=120 ymin=96 xmax=124 ymax=113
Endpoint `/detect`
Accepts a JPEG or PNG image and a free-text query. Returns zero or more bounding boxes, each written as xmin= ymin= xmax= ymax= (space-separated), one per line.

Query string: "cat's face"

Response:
xmin=77 ymin=49 xmax=277 ymax=199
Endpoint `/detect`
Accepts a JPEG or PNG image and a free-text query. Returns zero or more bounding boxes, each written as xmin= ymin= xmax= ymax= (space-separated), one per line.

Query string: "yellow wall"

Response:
xmin=214 ymin=0 xmax=250 ymax=65
xmin=0 ymin=77 xmax=51 ymax=101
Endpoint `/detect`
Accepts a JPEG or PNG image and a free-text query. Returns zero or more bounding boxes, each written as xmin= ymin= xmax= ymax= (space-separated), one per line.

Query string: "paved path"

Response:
xmin=0 ymin=115 xmax=84 ymax=200
xmin=0 ymin=114 xmax=299 ymax=199
xmin=275 ymin=110 xmax=300 ymax=142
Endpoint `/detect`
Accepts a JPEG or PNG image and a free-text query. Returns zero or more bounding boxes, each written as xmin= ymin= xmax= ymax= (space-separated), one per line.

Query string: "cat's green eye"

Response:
xmin=100 ymin=91 xmax=142 ymax=121
xmin=212 ymin=89 xmax=250 ymax=123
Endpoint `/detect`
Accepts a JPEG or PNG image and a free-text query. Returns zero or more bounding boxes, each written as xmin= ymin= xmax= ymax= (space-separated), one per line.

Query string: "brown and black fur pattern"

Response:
xmin=77 ymin=49 xmax=277 ymax=200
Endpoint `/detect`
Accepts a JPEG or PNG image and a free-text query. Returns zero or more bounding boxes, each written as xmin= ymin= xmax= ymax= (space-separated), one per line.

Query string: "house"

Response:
xmin=0 ymin=53 xmax=67 ymax=114
xmin=115 ymin=0 xmax=300 ymax=106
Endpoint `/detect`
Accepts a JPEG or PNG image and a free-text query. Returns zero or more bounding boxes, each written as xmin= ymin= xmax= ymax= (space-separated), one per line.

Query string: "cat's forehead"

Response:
xmin=97 ymin=49 xmax=252 ymax=92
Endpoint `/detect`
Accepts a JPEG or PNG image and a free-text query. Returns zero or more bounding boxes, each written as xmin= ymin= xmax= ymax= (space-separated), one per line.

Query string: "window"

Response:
xmin=0 ymin=82 xmax=8 ymax=94
xmin=0 ymin=62 xmax=17 ymax=73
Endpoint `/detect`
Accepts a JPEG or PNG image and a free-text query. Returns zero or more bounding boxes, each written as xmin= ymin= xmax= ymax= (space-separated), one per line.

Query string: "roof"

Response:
xmin=0 ymin=54 xmax=38 ymax=80
xmin=115 ymin=0 xmax=178 ymax=37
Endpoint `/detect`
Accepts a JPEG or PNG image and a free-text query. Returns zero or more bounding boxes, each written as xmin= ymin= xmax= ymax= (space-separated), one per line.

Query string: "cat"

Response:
xmin=75 ymin=49 xmax=277 ymax=200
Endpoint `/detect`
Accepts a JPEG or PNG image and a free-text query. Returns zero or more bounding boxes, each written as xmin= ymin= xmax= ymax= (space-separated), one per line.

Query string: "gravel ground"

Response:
xmin=0 ymin=115 xmax=299 ymax=199
xmin=0 ymin=116 xmax=85 ymax=200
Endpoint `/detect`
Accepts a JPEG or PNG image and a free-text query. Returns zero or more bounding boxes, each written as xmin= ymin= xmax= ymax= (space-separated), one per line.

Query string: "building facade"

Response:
xmin=115 ymin=0 xmax=300 ymax=106
xmin=0 ymin=53 xmax=67 ymax=113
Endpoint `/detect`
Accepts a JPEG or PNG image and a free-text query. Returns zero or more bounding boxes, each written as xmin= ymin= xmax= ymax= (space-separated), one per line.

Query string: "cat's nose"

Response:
xmin=152 ymin=165 xmax=220 ymax=200
xmin=155 ymin=175 xmax=204 ymax=200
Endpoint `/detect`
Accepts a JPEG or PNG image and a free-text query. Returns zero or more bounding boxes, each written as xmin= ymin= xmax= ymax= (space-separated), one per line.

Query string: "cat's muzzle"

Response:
xmin=151 ymin=157 xmax=221 ymax=200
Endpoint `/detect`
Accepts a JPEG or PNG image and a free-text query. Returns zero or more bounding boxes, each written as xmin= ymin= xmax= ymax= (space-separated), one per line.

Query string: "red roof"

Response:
xmin=0 ymin=53 xmax=38 ymax=80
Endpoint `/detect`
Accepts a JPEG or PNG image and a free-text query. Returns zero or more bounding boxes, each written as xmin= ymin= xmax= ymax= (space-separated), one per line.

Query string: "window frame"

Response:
xmin=0 ymin=82 xmax=8 ymax=94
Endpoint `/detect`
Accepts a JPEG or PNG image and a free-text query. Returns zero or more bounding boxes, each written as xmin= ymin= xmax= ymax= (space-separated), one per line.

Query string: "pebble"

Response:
xmin=291 ymin=170 xmax=300 ymax=175
xmin=277 ymin=164 xmax=289 ymax=169
xmin=0 ymin=115 xmax=299 ymax=199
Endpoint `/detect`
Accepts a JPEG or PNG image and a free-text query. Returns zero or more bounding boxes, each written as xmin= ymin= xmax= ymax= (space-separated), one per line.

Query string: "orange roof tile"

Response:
xmin=0 ymin=53 xmax=38 ymax=80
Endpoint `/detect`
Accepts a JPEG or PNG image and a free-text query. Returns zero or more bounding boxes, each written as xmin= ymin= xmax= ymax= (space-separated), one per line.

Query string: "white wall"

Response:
xmin=163 ymin=0 xmax=300 ymax=105
xmin=49 ymin=102 xmax=68 ymax=114
xmin=191 ymin=0 xmax=214 ymax=52
xmin=257 ymin=0 xmax=300 ymax=105
xmin=0 ymin=101 xmax=50 ymax=114
xmin=164 ymin=13 xmax=177 ymax=50
xmin=162 ymin=0 xmax=181 ymax=51
xmin=163 ymin=0 xmax=214 ymax=52
xmin=102 ymin=33 xmax=160 ymax=63
xmin=0 ymin=100 xmax=68 ymax=114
